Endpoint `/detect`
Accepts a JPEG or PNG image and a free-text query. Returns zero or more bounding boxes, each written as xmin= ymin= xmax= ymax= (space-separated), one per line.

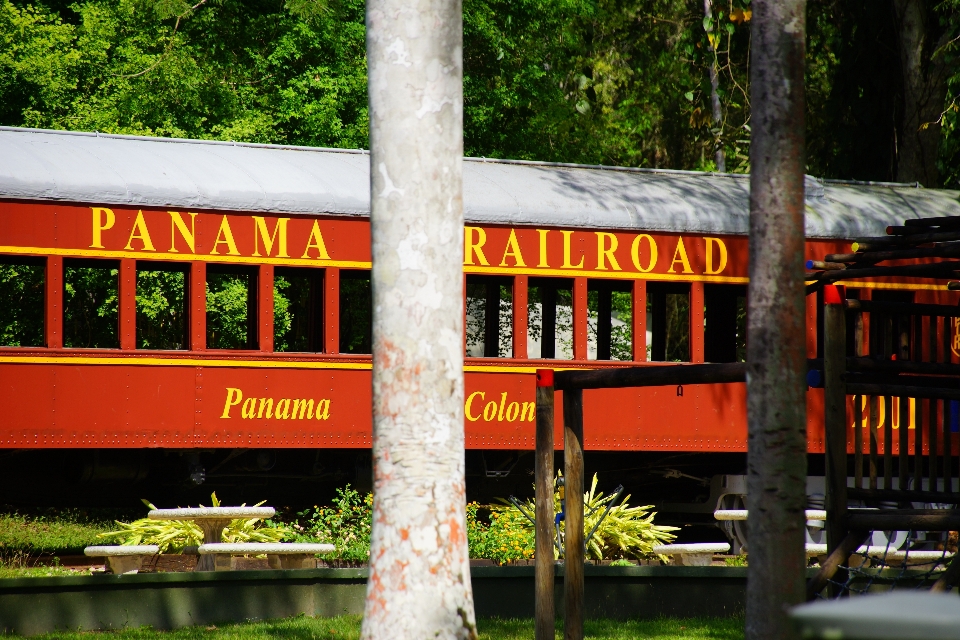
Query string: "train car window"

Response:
xmin=869 ymin=289 xmax=915 ymax=359
xmin=340 ymin=270 xmax=372 ymax=354
xmin=206 ymin=265 xmax=257 ymax=350
xmin=0 ymin=256 xmax=45 ymax=347
xmin=647 ymin=283 xmax=690 ymax=362
xmin=136 ymin=262 xmax=188 ymax=350
xmin=587 ymin=280 xmax=633 ymax=361
xmin=465 ymin=275 xmax=512 ymax=357
xmin=64 ymin=258 xmax=119 ymax=349
xmin=274 ymin=268 xmax=323 ymax=352
xmin=528 ymin=278 xmax=573 ymax=359
xmin=703 ymin=284 xmax=747 ymax=363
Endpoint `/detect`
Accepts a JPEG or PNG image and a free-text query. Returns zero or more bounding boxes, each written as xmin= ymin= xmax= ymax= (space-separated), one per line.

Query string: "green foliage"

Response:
xmin=2 ymin=614 xmax=747 ymax=639
xmin=338 ymin=274 xmax=371 ymax=354
xmin=501 ymin=474 xmax=678 ymax=562
xmin=98 ymin=494 xmax=293 ymax=553
xmin=205 ymin=271 xmax=251 ymax=349
xmin=1 ymin=0 xmax=957 ymax=184
xmin=63 ymin=264 xmax=118 ymax=348
xmin=466 ymin=501 xmax=534 ymax=564
xmin=0 ymin=510 xmax=113 ymax=554
xmin=470 ymin=474 xmax=677 ymax=564
xmin=272 ymin=274 xmax=297 ymax=352
xmin=136 ymin=268 xmax=186 ymax=349
xmin=0 ymin=261 xmax=44 ymax=347
xmin=292 ymin=485 xmax=371 ymax=562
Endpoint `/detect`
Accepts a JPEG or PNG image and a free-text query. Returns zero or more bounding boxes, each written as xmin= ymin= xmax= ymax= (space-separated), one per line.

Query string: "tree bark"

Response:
xmin=746 ymin=1 xmax=807 ymax=639
xmin=893 ymin=0 xmax=950 ymax=187
xmin=703 ymin=0 xmax=725 ymax=172
xmin=362 ymin=0 xmax=476 ymax=638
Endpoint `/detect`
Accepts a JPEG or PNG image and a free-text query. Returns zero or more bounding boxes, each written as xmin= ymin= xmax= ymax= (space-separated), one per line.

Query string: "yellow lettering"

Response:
xmin=168 ymin=212 xmax=197 ymax=253
xmin=631 ymin=234 xmax=658 ymax=273
xmin=275 ymin=398 xmax=291 ymax=419
xmin=704 ymin=237 xmax=728 ymax=275
xmin=506 ymin=401 xmax=520 ymax=422
xmin=890 ymin=397 xmax=917 ymax=430
xmin=561 ymin=230 xmax=584 ymax=269
xmin=464 ymin=227 xmax=489 ymax=265
xmin=499 ymin=229 xmax=527 ymax=267
xmin=91 ymin=207 xmax=115 ymax=249
xmin=257 ymin=398 xmax=274 ymax=419
xmin=667 ymin=237 xmax=693 ymax=274
xmin=292 ymin=399 xmax=314 ymax=420
xmin=315 ymin=399 xmax=331 ymax=420
xmin=210 ymin=216 xmax=240 ymax=255
xmin=595 ymin=232 xmax=621 ymax=271
xmin=497 ymin=392 xmax=508 ymax=421
xmin=538 ymin=230 xmax=550 ymax=267
xmin=465 ymin=391 xmax=485 ymax=422
xmin=241 ymin=398 xmax=257 ymax=419
xmin=252 ymin=216 xmax=289 ymax=258
xmin=221 ymin=388 xmax=243 ymax=419
xmin=520 ymin=402 xmax=536 ymax=422
xmin=124 ymin=210 xmax=156 ymax=251
xmin=301 ymin=221 xmax=331 ymax=259
xmin=483 ymin=401 xmax=498 ymax=421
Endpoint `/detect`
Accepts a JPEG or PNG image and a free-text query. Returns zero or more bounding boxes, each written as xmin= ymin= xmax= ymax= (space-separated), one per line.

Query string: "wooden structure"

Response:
xmin=806 ymin=216 xmax=960 ymax=599
xmin=534 ymin=362 xmax=746 ymax=640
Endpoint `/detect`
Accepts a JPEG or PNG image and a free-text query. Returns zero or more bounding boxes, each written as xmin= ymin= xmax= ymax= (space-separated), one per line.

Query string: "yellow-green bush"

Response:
xmin=98 ymin=493 xmax=292 ymax=553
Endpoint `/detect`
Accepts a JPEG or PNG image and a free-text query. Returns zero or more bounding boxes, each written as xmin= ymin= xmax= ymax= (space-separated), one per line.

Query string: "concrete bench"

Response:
xmin=805 ymin=543 xmax=955 ymax=565
xmin=652 ymin=543 xmax=730 ymax=566
xmin=84 ymin=545 xmax=159 ymax=574
xmin=198 ymin=543 xmax=335 ymax=570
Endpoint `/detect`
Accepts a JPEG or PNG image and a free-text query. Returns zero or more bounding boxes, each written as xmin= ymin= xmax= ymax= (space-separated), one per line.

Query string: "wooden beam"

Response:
xmin=554 ymin=362 xmax=746 ymax=391
xmin=324 ymin=267 xmax=339 ymax=354
xmin=513 ymin=276 xmax=528 ymax=359
xmin=573 ymin=277 xmax=587 ymax=360
xmin=632 ymin=279 xmax=646 ymax=362
xmin=563 ymin=387 xmax=584 ymax=640
xmin=45 ymin=256 xmax=62 ymax=349
xmin=258 ymin=264 xmax=274 ymax=353
xmin=190 ymin=261 xmax=206 ymax=351
xmin=822 ymin=292 xmax=847 ymax=598
xmin=534 ymin=369 xmax=555 ymax=640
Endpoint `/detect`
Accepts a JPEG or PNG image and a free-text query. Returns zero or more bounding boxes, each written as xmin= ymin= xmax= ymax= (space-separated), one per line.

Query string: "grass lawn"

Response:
xmin=0 ymin=509 xmax=121 ymax=578
xmin=14 ymin=615 xmax=744 ymax=640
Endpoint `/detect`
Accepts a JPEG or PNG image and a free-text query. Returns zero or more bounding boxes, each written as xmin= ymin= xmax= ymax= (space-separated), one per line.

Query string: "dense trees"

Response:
xmin=1 ymin=0 xmax=957 ymax=186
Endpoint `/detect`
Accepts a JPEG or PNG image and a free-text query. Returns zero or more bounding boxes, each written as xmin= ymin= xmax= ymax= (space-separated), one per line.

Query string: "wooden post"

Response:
xmin=45 ymin=256 xmax=63 ymax=349
xmin=822 ymin=286 xmax=847 ymax=597
xmin=746 ymin=0 xmax=808 ymax=636
xmin=259 ymin=264 xmax=274 ymax=353
xmin=119 ymin=259 xmax=136 ymax=350
xmin=324 ymin=267 xmax=339 ymax=354
xmin=514 ymin=276 xmax=528 ymax=359
xmin=190 ymin=261 xmax=206 ymax=351
xmin=535 ymin=369 xmax=555 ymax=640
xmin=690 ymin=281 xmax=705 ymax=363
xmin=632 ymin=279 xmax=646 ymax=362
xmin=563 ymin=387 xmax=584 ymax=640
xmin=573 ymin=277 xmax=587 ymax=360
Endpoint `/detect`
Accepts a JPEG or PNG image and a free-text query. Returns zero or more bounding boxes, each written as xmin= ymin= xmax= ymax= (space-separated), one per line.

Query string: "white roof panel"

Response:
xmin=2 ymin=127 xmax=958 ymax=239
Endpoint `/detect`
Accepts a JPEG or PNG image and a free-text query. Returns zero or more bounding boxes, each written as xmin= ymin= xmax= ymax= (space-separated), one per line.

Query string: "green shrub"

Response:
xmin=467 ymin=502 xmax=534 ymax=564
xmin=0 ymin=510 xmax=113 ymax=555
xmin=293 ymin=486 xmax=371 ymax=562
xmin=98 ymin=494 xmax=292 ymax=553
xmin=490 ymin=473 xmax=678 ymax=562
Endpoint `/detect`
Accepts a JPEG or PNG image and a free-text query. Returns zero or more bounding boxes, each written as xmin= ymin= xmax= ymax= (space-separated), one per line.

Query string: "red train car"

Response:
xmin=1 ymin=127 xmax=958 ymax=514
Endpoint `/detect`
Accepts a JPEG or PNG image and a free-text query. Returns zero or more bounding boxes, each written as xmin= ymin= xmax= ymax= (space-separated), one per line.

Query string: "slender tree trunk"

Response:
xmin=893 ymin=0 xmax=949 ymax=187
xmin=746 ymin=2 xmax=807 ymax=639
xmin=703 ymin=0 xmax=725 ymax=172
xmin=362 ymin=1 xmax=476 ymax=638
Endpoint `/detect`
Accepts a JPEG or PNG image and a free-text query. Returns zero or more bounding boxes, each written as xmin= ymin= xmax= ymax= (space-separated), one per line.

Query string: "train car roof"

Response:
xmin=2 ymin=126 xmax=959 ymax=239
